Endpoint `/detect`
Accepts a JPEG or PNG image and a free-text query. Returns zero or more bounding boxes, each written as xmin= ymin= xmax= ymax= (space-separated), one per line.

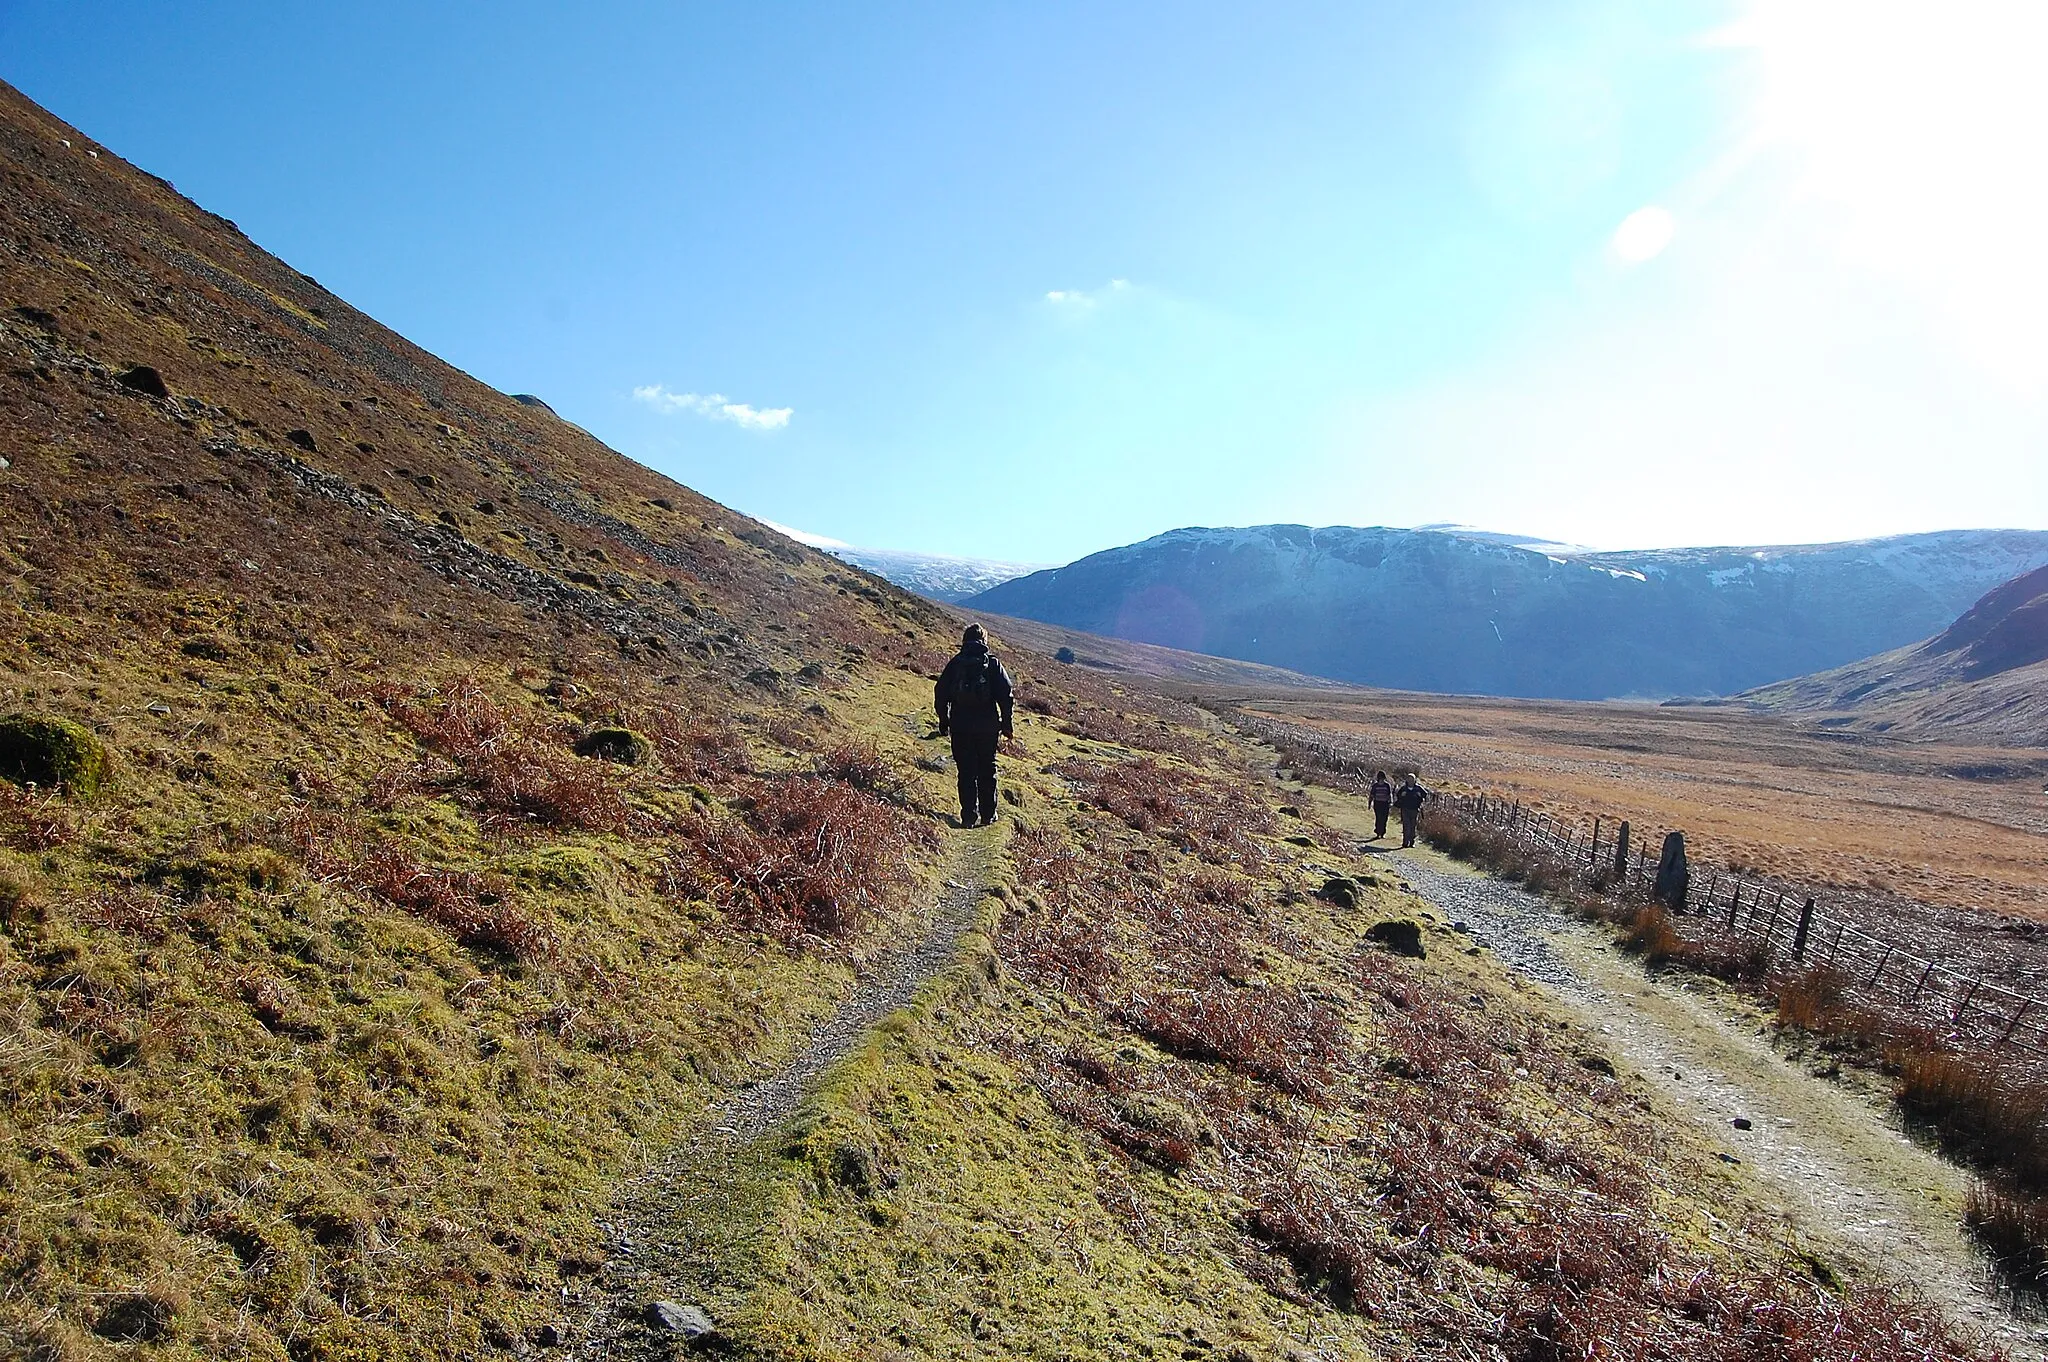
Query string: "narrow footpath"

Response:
xmin=1386 ymin=846 xmax=2046 ymax=1359
xmin=569 ymin=825 xmax=1003 ymax=1359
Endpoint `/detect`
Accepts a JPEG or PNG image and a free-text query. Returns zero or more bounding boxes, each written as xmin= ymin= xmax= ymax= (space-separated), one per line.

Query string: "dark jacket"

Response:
xmin=935 ymin=641 xmax=1014 ymax=738
xmin=1393 ymin=780 xmax=1429 ymax=813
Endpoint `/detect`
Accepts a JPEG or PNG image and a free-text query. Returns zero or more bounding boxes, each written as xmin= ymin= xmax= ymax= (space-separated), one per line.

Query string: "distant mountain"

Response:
xmin=1729 ymin=564 xmax=2048 ymax=746
xmin=965 ymin=525 xmax=2048 ymax=700
xmin=828 ymin=545 xmax=1046 ymax=602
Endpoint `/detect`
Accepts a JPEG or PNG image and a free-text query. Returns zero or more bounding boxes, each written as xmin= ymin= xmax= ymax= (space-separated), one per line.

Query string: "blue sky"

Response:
xmin=6 ymin=1 xmax=2043 ymax=563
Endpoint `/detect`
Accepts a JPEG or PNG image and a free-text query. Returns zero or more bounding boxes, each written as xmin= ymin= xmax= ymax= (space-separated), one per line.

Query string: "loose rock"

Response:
xmin=646 ymin=1300 xmax=716 ymax=1340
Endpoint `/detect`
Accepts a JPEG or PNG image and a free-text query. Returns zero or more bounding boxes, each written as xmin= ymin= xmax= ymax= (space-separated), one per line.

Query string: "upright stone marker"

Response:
xmin=1651 ymin=831 xmax=1689 ymax=910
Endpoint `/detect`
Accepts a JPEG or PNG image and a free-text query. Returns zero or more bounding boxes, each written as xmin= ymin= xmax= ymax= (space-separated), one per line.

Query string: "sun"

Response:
xmin=1721 ymin=0 xmax=2048 ymax=385
xmin=1612 ymin=206 xmax=1675 ymax=264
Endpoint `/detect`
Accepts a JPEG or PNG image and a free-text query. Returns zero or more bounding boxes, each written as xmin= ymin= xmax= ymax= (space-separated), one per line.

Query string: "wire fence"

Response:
xmin=1231 ymin=708 xmax=2048 ymax=1062
xmin=1438 ymin=792 xmax=2048 ymax=1057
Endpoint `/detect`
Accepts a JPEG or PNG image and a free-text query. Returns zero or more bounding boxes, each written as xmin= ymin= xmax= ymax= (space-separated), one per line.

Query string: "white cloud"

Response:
xmin=1044 ymin=278 xmax=1131 ymax=310
xmin=632 ymin=384 xmax=792 ymax=430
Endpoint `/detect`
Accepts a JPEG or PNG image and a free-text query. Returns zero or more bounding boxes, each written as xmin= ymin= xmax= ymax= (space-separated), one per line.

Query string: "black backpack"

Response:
xmin=951 ymin=652 xmax=999 ymax=718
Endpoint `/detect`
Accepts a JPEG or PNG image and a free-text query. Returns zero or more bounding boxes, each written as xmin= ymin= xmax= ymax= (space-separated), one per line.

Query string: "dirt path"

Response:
xmin=569 ymin=825 xmax=1002 ymax=1358
xmin=1386 ymin=848 xmax=2047 ymax=1358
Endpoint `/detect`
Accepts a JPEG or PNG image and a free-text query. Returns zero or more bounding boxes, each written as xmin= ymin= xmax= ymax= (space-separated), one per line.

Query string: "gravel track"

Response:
xmin=1382 ymin=845 xmax=2047 ymax=1358
xmin=568 ymin=827 xmax=1000 ymax=1359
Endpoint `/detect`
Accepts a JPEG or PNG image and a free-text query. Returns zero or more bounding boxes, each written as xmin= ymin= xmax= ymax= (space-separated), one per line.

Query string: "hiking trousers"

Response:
xmin=1399 ymin=807 xmax=1418 ymax=848
xmin=1373 ymin=801 xmax=1390 ymax=838
xmin=951 ymin=730 xmax=999 ymax=824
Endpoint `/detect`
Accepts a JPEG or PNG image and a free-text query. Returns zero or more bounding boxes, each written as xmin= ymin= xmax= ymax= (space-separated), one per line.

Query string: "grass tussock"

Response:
xmin=1966 ymin=1180 xmax=2048 ymax=1294
xmin=1895 ymin=1049 xmax=2048 ymax=1188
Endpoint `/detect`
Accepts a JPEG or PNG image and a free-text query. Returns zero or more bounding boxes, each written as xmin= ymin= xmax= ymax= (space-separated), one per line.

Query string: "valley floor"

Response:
xmin=1229 ymin=690 xmax=2048 ymax=925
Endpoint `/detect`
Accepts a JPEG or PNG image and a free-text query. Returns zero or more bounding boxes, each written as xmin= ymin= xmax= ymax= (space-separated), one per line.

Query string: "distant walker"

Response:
xmin=1368 ymin=770 xmax=1393 ymax=840
xmin=1393 ymin=773 xmax=1431 ymax=848
xmin=934 ymin=623 xmax=1014 ymax=827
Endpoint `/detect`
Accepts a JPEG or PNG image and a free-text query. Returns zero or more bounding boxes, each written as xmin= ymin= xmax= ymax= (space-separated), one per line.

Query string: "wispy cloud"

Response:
xmin=1044 ymin=278 xmax=1131 ymax=310
xmin=632 ymin=384 xmax=792 ymax=430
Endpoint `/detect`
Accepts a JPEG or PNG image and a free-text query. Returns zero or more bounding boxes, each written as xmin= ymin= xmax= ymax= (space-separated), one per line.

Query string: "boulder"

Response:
xmin=116 ymin=364 xmax=169 ymax=398
xmin=1317 ymin=876 xmax=1362 ymax=909
xmin=573 ymin=727 xmax=651 ymax=766
xmin=0 ymin=712 xmax=109 ymax=797
xmin=1364 ymin=919 xmax=1425 ymax=958
xmin=286 ymin=428 xmax=318 ymax=452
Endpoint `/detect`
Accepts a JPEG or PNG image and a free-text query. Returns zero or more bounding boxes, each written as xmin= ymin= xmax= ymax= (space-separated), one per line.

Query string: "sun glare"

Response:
xmin=1612 ymin=205 xmax=1675 ymax=263
xmin=1726 ymin=0 xmax=2048 ymax=386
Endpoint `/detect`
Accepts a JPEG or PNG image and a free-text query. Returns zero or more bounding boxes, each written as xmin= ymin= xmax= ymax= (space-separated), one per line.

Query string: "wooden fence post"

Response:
xmin=2000 ymin=999 xmax=2034 ymax=1045
xmin=1725 ymin=880 xmax=1742 ymax=931
xmin=1907 ymin=958 xmax=1937 ymax=1003
xmin=1865 ymin=945 xmax=1893 ymax=988
xmin=1590 ymin=816 xmax=1602 ymax=866
xmin=1791 ymin=899 xmax=1815 ymax=961
xmin=1956 ymin=978 xmax=1983 ymax=1023
xmin=1613 ymin=821 xmax=1630 ymax=879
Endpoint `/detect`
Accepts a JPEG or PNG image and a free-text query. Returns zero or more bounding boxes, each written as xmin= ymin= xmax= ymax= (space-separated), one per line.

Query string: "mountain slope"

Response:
xmin=826 ymin=544 xmax=1044 ymax=602
xmin=0 ymin=80 xmax=2002 ymax=1362
xmin=0 ymin=76 xmax=1001 ymax=1361
xmin=1731 ymin=564 xmax=2048 ymax=745
xmin=967 ymin=524 xmax=2048 ymax=699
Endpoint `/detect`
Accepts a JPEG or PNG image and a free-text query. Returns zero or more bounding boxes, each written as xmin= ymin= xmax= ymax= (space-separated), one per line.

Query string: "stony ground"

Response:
xmin=1386 ymin=847 xmax=2048 ymax=1359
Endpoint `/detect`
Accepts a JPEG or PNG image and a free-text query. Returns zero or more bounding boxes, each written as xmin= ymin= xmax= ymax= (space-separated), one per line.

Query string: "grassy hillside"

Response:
xmin=0 ymin=81 xmax=2001 ymax=1362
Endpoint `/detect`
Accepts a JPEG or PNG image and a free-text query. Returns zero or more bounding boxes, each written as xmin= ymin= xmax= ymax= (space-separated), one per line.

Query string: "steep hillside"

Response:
xmin=1729 ymin=565 xmax=2048 ymax=745
xmin=0 ymin=74 xmax=1000 ymax=1361
xmin=0 ymin=81 xmax=2002 ymax=1362
xmin=968 ymin=524 xmax=2048 ymax=700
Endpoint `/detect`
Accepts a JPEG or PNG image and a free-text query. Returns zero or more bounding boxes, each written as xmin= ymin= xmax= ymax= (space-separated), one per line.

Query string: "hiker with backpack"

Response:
xmin=934 ymin=623 xmax=1014 ymax=827
xmin=1393 ymin=773 xmax=1430 ymax=848
xmin=1368 ymin=770 xmax=1393 ymax=840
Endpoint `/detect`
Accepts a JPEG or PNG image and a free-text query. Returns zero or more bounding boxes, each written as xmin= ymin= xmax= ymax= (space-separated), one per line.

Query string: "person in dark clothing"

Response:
xmin=934 ymin=623 xmax=1014 ymax=826
xmin=1368 ymin=770 xmax=1393 ymax=840
xmin=1393 ymin=773 xmax=1430 ymax=848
